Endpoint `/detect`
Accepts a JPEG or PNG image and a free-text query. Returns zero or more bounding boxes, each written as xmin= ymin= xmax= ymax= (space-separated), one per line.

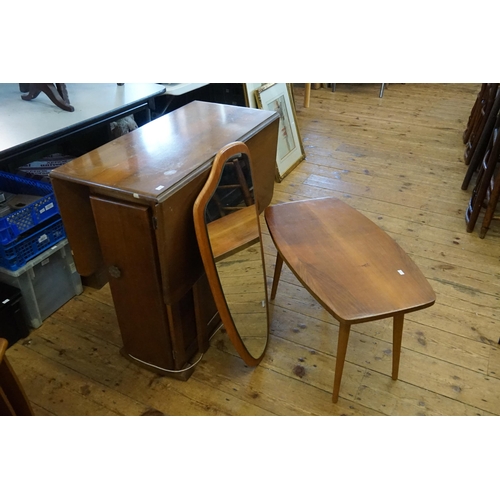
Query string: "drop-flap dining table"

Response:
xmin=50 ymin=101 xmax=279 ymax=378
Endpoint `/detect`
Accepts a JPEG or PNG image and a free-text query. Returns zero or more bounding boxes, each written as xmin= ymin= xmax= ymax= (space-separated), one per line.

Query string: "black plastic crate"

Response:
xmin=0 ymin=281 xmax=29 ymax=347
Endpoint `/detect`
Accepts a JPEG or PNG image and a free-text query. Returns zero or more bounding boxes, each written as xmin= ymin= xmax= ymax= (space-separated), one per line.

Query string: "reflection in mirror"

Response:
xmin=193 ymin=142 xmax=269 ymax=366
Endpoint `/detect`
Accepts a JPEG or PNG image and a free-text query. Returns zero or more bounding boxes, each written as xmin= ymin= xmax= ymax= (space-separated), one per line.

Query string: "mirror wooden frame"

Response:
xmin=193 ymin=142 xmax=269 ymax=366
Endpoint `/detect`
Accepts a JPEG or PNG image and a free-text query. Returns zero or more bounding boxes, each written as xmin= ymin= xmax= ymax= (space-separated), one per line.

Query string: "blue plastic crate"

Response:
xmin=0 ymin=218 xmax=66 ymax=271
xmin=0 ymin=171 xmax=60 ymax=245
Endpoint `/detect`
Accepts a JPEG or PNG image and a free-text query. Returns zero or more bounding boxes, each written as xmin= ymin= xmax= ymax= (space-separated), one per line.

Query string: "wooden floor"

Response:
xmin=7 ymin=83 xmax=500 ymax=416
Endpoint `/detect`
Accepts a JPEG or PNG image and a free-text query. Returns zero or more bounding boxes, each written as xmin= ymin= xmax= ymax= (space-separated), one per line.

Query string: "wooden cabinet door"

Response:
xmin=90 ymin=195 xmax=175 ymax=370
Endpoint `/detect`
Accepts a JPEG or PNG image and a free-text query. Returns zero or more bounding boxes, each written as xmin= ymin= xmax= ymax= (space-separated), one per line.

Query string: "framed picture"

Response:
xmin=243 ymin=83 xmax=263 ymax=108
xmin=254 ymin=83 xmax=305 ymax=181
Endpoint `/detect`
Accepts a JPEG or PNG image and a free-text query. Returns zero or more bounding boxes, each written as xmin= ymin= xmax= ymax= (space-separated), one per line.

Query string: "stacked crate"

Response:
xmin=0 ymin=171 xmax=64 ymax=269
xmin=0 ymin=171 xmax=82 ymax=334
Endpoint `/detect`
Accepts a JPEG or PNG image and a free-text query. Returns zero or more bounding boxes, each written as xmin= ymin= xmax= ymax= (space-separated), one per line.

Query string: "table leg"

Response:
xmin=332 ymin=321 xmax=351 ymax=403
xmin=392 ymin=313 xmax=404 ymax=380
xmin=270 ymin=253 xmax=284 ymax=300
xmin=304 ymin=84 xmax=311 ymax=108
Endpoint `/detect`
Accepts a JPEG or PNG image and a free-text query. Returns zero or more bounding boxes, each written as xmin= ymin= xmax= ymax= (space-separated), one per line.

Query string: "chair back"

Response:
xmin=463 ymin=83 xmax=488 ymax=143
xmin=462 ymin=87 xmax=500 ymax=189
xmin=465 ymin=112 xmax=500 ymax=232
xmin=0 ymin=338 xmax=33 ymax=416
xmin=464 ymin=83 xmax=499 ymax=165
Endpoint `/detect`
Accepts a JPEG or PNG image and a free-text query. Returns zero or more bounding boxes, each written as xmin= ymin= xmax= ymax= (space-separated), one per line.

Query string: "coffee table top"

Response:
xmin=265 ymin=197 xmax=436 ymax=323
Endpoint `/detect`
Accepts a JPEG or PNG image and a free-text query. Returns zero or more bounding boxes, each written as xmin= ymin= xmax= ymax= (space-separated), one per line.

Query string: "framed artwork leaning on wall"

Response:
xmin=254 ymin=83 xmax=305 ymax=181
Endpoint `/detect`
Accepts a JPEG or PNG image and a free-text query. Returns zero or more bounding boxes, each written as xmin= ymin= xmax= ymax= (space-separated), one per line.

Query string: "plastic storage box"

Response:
xmin=0 ymin=217 xmax=66 ymax=271
xmin=0 ymin=170 xmax=60 ymax=245
xmin=0 ymin=239 xmax=82 ymax=328
xmin=0 ymin=281 xmax=29 ymax=347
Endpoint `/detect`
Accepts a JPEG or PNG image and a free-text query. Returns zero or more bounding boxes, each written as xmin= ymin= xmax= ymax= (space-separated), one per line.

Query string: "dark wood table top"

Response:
xmin=51 ymin=101 xmax=278 ymax=204
xmin=265 ymin=197 xmax=436 ymax=324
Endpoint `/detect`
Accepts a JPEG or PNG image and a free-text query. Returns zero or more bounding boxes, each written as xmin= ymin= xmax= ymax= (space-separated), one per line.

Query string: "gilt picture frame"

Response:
xmin=254 ymin=83 xmax=305 ymax=181
xmin=243 ymin=83 xmax=263 ymax=108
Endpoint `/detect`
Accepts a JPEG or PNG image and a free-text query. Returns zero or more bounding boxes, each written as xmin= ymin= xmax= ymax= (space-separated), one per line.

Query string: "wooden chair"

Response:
xmin=210 ymin=157 xmax=254 ymax=218
xmin=462 ymin=87 xmax=500 ymax=190
xmin=463 ymin=83 xmax=498 ymax=166
xmin=0 ymin=338 xmax=33 ymax=416
xmin=265 ymin=197 xmax=435 ymax=403
xmin=479 ymin=167 xmax=500 ymax=238
xmin=463 ymin=84 xmax=488 ymax=144
xmin=465 ymin=111 xmax=500 ymax=234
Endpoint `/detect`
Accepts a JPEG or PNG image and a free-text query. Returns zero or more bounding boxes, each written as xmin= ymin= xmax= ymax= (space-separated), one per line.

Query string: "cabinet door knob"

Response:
xmin=108 ymin=265 xmax=122 ymax=279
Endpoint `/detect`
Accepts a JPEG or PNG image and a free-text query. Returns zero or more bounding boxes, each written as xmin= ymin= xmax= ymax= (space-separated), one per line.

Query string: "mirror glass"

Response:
xmin=197 ymin=144 xmax=269 ymax=363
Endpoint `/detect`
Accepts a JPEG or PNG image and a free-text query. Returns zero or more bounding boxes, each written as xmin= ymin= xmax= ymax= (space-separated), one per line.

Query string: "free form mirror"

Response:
xmin=193 ymin=142 xmax=269 ymax=365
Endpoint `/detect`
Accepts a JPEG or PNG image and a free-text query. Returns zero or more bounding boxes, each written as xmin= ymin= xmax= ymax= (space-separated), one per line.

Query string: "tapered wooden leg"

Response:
xmin=332 ymin=321 xmax=351 ymax=403
xmin=392 ymin=314 xmax=404 ymax=380
xmin=270 ymin=253 xmax=284 ymax=300
xmin=304 ymin=83 xmax=311 ymax=108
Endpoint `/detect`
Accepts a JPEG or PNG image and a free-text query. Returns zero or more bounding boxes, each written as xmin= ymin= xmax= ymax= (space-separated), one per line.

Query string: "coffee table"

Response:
xmin=265 ymin=197 xmax=436 ymax=403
